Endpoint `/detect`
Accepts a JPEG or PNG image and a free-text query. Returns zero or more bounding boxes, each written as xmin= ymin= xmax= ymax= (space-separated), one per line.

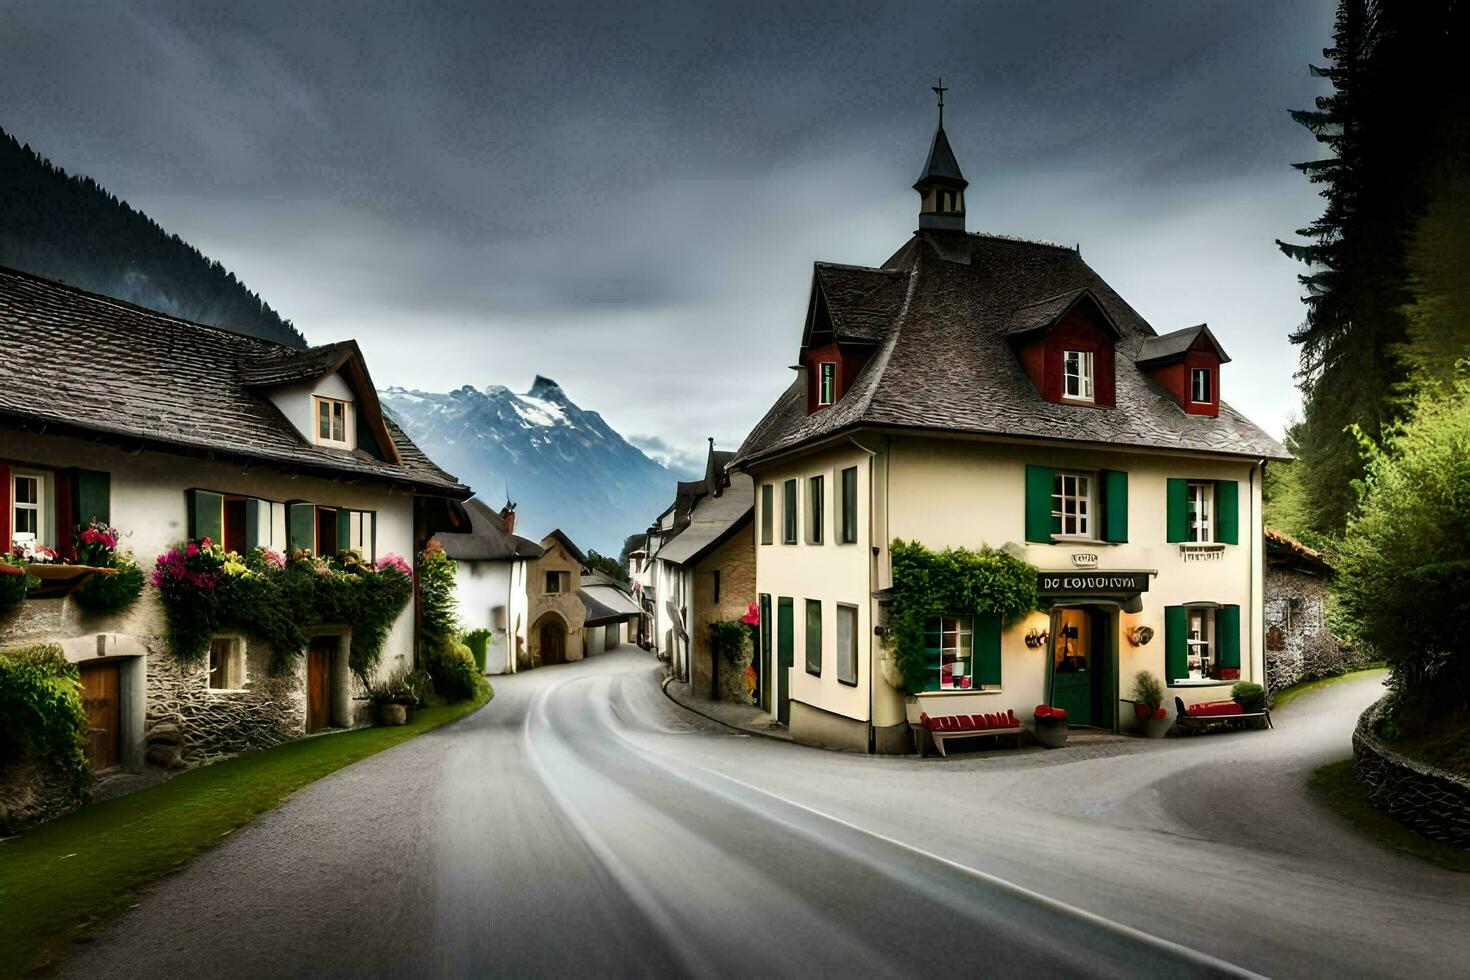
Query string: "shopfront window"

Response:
xmin=925 ymin=615 xmax=973 ymax=690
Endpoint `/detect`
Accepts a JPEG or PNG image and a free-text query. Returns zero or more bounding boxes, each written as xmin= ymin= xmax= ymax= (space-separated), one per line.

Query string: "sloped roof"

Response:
xmin=656 ymin=471 xmax=755 ymax=566
xmin=579 ymin=579 xmax=642 ymax=624
xmin=810 ymin=264 xmax=912 ymax=347
xmin=1264 ymin=527 xmax=1332 ymax=575
xmin=1007 ymin=287 xmax=1121 ymax=340
xmin=0 ymin=266 xmax=470 ymax=495
xmin=238 ymin=341 xmax=357 ymax=387
xmin=1136 ymin=324 xmax=1232 ymax=365
xmin=732 ymin=231 xmax=1289 ymax=466
xmin=437 ymin=498 xmax=544 ymax=561
xmin=541 ymin=528 xmax=587 ymax=568
xmin=915 ymin=126 xmax=967 ymax=187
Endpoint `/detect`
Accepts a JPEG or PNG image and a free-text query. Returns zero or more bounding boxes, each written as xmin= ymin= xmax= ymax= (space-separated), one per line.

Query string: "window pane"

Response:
xmin=318 ymin=401 xmax=331 ymax=439
xmin=14 ymin=476 xmax=36 ymax=504
xmin=837 ymin=605 xmax=857 ymax=685
xmin=841 ymin=467 xmax=858 ymax=543
xmin=809 ymin=475 xmax=824 ymax=544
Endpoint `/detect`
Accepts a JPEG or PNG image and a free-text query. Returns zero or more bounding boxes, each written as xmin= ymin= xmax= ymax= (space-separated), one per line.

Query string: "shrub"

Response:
xmin=0 ymin=645 xmax=89 ymax=827
xmin=885 ymin=540 xmax=1038 ymax=693
xmin=0 ymin=563 xmax=33 ymax=607
xmin=1133 ymin=670 xmax=1165 ymax=711
xmin=462 ymin=628 xmax=494 ymax=673
xmin=708 ymin=620 xmax=752 ymax=663
xmin=72 ymin=554 xmax=145 ymax=616
xmin=418 ymin=549 xmax=460 ymax=641
xmin=362 ymin=665 xmax=430 ymax=707
xmin=424 ymin=638 xmax=485 ymax=703
xmin=1232 ymin=682 xmax=1267 ymax=713
xmin=1335 ymin=378 xmax=1470 ymax=715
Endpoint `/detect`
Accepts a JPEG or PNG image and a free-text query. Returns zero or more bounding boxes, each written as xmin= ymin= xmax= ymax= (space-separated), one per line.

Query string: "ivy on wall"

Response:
xmin=153 ymin=542 xmax=413 ymax=679
xmin=885 ymin=540 xmax=1039 ymax=693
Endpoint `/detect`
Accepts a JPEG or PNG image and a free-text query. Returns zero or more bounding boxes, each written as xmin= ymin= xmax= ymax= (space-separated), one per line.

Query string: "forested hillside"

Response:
xmin=0 ymin=128 xmax=304 ymax=347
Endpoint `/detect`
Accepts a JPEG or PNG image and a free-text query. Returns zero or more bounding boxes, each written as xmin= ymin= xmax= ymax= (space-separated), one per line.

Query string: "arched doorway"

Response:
xmin=539 ymin=618 xmax=567 ymax=665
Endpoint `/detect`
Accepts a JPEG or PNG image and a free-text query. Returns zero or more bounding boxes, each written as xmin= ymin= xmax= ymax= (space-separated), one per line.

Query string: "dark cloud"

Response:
xmin=0 ymin=1 xmax=1336 ymax=463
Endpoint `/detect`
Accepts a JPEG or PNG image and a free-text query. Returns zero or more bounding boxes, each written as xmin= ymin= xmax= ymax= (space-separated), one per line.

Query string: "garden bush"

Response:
xmin=0 ymin=563 xmax=33 ymax=607
xmin=462 ymin=628 xmax=493 ymax=673
xmin=424 ymin=638 xmax=485 ymax=703
xmin=1231 ymin=682 xmax=1267 ymax=713
xmin=0 ymin=645 xmax=89 ymax=833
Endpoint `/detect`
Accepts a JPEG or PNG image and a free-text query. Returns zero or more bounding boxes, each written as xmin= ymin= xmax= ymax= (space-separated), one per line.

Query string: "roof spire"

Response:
xmin=914 ymin=80 xmax=968 ymax=233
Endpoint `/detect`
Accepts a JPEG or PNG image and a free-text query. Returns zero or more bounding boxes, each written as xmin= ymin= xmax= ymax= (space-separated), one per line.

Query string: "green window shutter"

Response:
xmin=841 ymin=466 xmax=858 ymax=543
xmin=75 ymin=469 xmax=111 ymax=526
xmin=1164 ymin=605 xmax=1188 ymax=683
xmin=1215 ymin=480 xmax=1240 ymax=545
xmin=1166 ymin=479 xmax=1189 ymax=543
xmin=777 ymin=597 xmax=794 ymax=665
xmin=244 ymin=499 xmax=270 ymax=550
xmin=974 ymin=612 xmax=1002 ymax=686
xmin=1100 ymin=469 xmax=1128 ymax=543
xmin=760 ymin=485 xmax=774 ymax=545
xmin=336 ymin=509 xmax=352 ymax=555
xmin=287 ymin=502 xmax=316 ymax=553
xmin=805 ymin=599 xmax=822 ymax=676
xmin=187 ymin=489 xmax=223 ymax=543
xmin=782 ymin=479 xmax=797 ymax=543
xmin=1025 ymin=465 xmax=1055 ymax=542
xmin=368 ymin=511 xmax=377 ymax=561
xmin=1218 ymin=604 xmax=1241 ymax=669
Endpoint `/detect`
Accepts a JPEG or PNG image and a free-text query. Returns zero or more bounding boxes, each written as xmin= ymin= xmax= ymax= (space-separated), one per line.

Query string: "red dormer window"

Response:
xmin=1008 ymin=289 xmax=1120 ymax=409
xmin=1191 ymin=367 xmax=1212 ymax=405
xmin=818 ymin=362 xmax=836 ymax=406
xmin=1136 ymin=324 xmax=1228 ymax=418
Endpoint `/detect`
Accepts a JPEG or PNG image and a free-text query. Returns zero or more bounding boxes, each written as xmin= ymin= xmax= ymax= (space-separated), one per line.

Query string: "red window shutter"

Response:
xmin=0 ymin=462 xmax=10 ymax=553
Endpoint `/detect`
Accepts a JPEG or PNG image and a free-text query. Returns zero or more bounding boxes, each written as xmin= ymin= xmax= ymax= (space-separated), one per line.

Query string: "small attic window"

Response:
xmin=1191 ymin=367 xmax=1213 ymax=404
xmin=818 ymin=363 xmax=836 ymax=406
xmin=314 ymin=396 xmax=353 ymax=449
xmin=1062 ymin=350 xmax=1094 ymax=402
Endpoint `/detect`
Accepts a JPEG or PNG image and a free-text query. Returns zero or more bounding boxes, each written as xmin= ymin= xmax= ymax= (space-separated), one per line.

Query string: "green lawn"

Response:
xmin=1310 ymin=759 xmax=1470 ymax=874
xmin=0 ymin=690 xmax=491 ymax=977
xmin=1272 ymin=666 xmax=1386 ymax=711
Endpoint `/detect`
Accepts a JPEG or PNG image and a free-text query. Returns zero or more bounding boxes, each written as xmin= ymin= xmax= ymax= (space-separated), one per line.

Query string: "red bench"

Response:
xmin=1174 ymin=696 xmax=1272 ymax=732
xmin=919 ymin=709 xmax=1025 ymax=757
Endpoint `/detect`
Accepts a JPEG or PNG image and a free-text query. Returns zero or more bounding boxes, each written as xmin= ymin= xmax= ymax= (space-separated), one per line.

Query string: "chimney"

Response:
xmin=500 ymin=502 xmax=517 ymax=535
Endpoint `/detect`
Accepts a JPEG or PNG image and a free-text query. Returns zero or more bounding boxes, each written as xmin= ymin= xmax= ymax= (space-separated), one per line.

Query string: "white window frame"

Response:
xmin=1191 ymin=367 xmax=1212 ymax=404
xmin=1186 ymin=607 xmax=1215 ymax=680
xmin=807 ymin=474 xmax=824 ymax=545
xmin=1062 ymin=350 xmax=1094 ymax=402
xmin=1051 ymin=470 xmax=1094 ymax=539
xmin=207 ymin=635 xmax=248 ymax=692
xmin=1187 ymin=482 xmax=1214 ymax=543
xmin=11 ymin=470 xmax=44 ymax=546
xmin=817 ymin=362 xmax=837 ymax=406
xmin=313 ymin=396 xmax=354 ymax=449
xmin=928 ymin=615 xmax=975 ymax=691
xmin=347 ymin=510 xmax=374 ymax=559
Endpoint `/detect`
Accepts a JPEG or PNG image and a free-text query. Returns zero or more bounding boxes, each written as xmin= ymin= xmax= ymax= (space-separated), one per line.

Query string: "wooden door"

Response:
xmin=79 ymin=661 xmax=121 ymax=770
xmin=307 ymin=640 xmax=333 ymax=733
xmin=540 ymin=620 xmax=566 ymax=665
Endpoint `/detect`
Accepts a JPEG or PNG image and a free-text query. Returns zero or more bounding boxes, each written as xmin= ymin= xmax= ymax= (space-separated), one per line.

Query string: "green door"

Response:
xmin=759 ymin=594 xmax=772 ymax=711
xmin=777 ymin=597 xmax=793 ymax=725
xmin=1050 ymin=606 xmax=1093 ymax=727
xmin=1052 ymin=670 xmax=1092 ymax=727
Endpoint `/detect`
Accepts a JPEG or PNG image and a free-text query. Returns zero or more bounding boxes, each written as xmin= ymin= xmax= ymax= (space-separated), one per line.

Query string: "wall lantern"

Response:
xmin=1024 ymin=627 xmax=1049 ymax=649
xmin=1128 ymin=626 xmax=1155 ymax=647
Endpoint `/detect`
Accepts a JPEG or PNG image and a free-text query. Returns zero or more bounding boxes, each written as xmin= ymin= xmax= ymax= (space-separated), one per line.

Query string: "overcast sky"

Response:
xmin=1 ymin=0 xmax=1333 ymax=474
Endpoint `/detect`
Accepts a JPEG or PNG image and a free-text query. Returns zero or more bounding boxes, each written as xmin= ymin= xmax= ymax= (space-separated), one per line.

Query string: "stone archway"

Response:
xmin=537 ymin=615 xmax=568 ymax=666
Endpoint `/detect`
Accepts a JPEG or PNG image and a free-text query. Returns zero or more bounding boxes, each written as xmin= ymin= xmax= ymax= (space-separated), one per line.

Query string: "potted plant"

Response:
xmin=362 ymin=667 xmax=425 ymax=726
xmin=1033 ymin=704 xmax=1068 ymax=748
xmin=1231 ymin=682 xmax=1267 ymax=713
xmin=1132 ymin=670 xmax=1171 ymax=738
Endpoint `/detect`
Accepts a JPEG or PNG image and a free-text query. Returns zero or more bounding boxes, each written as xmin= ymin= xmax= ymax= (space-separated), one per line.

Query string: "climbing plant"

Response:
xmin=884 ymin=540 xmax=1038 ymax=693
xmin=152 ymin=541 xmax=413 ymax=679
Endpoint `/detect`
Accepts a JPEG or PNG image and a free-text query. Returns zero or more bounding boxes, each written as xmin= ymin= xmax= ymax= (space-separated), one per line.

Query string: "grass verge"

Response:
xmin=1272 ymin=666 xmax=1386 ymax=711
xmin=0 ymin=688 xmax=491 ymax=977
xmin=1309 ymin=759 xmax=1470 ymax=874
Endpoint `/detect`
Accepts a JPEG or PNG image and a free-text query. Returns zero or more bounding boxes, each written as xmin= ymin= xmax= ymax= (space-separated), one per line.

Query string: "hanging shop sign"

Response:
xmin=1037 ymin=570 xmax=1152 ymax=595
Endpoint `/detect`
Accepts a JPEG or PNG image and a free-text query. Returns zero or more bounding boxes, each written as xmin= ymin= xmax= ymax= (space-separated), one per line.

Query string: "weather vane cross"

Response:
xmin=932 ymin=77 xmax=947 ymax=126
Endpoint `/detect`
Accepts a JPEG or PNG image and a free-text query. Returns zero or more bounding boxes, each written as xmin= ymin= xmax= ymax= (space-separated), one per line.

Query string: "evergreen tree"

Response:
xmin=1278 ymin=1 xmax=1462 ymax=535
xmin=0 ymin=127 xmax=306 ymax=347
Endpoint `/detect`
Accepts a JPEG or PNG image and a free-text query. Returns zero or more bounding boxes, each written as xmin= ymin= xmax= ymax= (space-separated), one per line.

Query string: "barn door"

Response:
xmin=307 ymin=639 xmax=333 ymax=733
xmin=79 ymin=661 xmax=121 ymax=770
xmin=540 ymin=620 xmax=566 ymax=665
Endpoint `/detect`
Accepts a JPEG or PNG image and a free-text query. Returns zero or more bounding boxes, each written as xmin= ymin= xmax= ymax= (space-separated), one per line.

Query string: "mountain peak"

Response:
xmin=528 ymin=375 xmax=564 ymax=400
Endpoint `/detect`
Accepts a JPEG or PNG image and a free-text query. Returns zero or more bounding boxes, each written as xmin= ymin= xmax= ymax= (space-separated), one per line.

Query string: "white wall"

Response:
xmin=265 ymin=371 xmax=356 ymax=447
xmin=452 ymin=557 xmax=529 ymax=675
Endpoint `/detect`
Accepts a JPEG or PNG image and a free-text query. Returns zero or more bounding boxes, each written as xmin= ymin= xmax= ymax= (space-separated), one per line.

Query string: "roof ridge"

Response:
xmin=0 ymin=263 xmax=303 ymax=351
xmin=814 ymin=260 xmax=906 ymax=275
xmin=966 ymin=231 xmax=1075 ymax=251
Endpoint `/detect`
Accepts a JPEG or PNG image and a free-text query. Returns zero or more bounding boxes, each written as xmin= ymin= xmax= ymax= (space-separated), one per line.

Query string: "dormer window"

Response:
xmin=1062 ymin=350 xmax=1094 ymax=402
xmin=1191 ymin=367 xmax=1212 ymax=404
xmin=314 ymin=396 xmax=353 ymax=449
xmin=818 ymin=363 xmax=836 ymax=406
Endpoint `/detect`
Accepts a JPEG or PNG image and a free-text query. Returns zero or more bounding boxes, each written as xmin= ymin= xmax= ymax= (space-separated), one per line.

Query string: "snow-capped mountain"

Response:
xmin=380 ymin=376 xmax=677 ymax=555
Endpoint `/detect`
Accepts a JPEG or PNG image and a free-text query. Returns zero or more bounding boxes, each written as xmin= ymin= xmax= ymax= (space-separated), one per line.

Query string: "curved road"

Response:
xmin=64 ymin=651 xmax=1470 ymax=978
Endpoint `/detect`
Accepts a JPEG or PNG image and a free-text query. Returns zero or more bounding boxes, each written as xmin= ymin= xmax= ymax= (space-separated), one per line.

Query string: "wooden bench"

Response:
xmin=919 ymin=710 xmax=1025 ymax=757
xmin=1173 ymin=696 xmax=1272 ymax=734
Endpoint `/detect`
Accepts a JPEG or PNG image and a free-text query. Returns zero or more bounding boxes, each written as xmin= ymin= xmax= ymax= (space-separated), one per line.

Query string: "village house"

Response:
xmin=641 ymin=441 xmax=756 ymax=699
xmin=578 ymin=571 xmax=643 ymax=656
xmin=434 ymin=498 xmax=544 ymax=675
xmin=0 ymin=266 xmax=472 ymax=773
xmin=524 ymin=528 xmax=592 ymax=666
xmin=729 ymin=105 xmax=1290 ymax=753
xmin=1262 ymin=528 xmax=1363 ymax=693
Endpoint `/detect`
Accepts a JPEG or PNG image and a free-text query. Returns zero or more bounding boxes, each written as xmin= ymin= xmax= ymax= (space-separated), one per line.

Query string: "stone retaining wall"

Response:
xmin=1352 ymin=699 xmax=1470 ymax=849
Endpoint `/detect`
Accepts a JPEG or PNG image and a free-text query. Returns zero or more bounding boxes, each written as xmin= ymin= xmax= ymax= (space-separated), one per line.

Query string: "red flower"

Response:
xmin=200 ymin=537 xmax=213 ymax=550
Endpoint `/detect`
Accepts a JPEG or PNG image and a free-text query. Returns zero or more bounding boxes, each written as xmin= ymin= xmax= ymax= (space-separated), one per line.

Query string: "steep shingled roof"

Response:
xmin=810 ymin=264 xmax=911 ymax=346
xmin=0 ymin=265 xmax=469 ymax=496
xmin=733 ymin=231 xmax=1289 ymax=467
xmin=436 ymin=498 xmax=545 ymax=561
xmin=1136 ymin=323 xmax=1232 ymax=365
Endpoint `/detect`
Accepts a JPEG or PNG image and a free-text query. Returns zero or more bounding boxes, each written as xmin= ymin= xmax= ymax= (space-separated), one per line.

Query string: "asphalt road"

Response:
xmin=63 ymin=651 xmax=1470 ymax=978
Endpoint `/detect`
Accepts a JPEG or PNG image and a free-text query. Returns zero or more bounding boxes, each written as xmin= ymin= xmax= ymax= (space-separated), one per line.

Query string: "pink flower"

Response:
xmin=186 ymin=542 xmax=199 ymax=558
xmin=375 ymin=553 xmax=412 ymax=577
xmin=741 ymin=602 xmax=760 ymax=626
xmin=200 ymin=537 xmax=213 ymax=551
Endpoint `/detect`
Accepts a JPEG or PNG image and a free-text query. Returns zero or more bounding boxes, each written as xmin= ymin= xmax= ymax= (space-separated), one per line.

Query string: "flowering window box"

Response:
xmin=1 ymin=561 xmax=117 ymax=598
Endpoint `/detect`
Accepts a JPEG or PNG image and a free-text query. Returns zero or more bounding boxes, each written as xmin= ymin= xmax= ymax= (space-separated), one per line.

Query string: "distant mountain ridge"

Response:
xmin=380 ymin=377 xmax=675 ymax=554
xmin=0 ymin=127 xmax=305 ymax=347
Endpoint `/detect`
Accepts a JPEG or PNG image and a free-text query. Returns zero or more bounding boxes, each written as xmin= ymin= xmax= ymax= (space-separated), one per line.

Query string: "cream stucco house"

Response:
xmin=730 ymin=112 xmax=1290 ymax=754
xmin=435 ymin=498 xmax=543 ymax=675
xmin=0 ymin=266 xmax=472 ymax=772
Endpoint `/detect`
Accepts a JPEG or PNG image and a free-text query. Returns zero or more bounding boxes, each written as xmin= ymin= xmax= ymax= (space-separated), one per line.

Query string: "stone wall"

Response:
xmin=1263 ymin=567 xmax=1372 ymax=693
xmin=1353 ymin=699 xmax=1470 ymax=849
xmin=145 ymin=645 xmax=307 ymax=767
